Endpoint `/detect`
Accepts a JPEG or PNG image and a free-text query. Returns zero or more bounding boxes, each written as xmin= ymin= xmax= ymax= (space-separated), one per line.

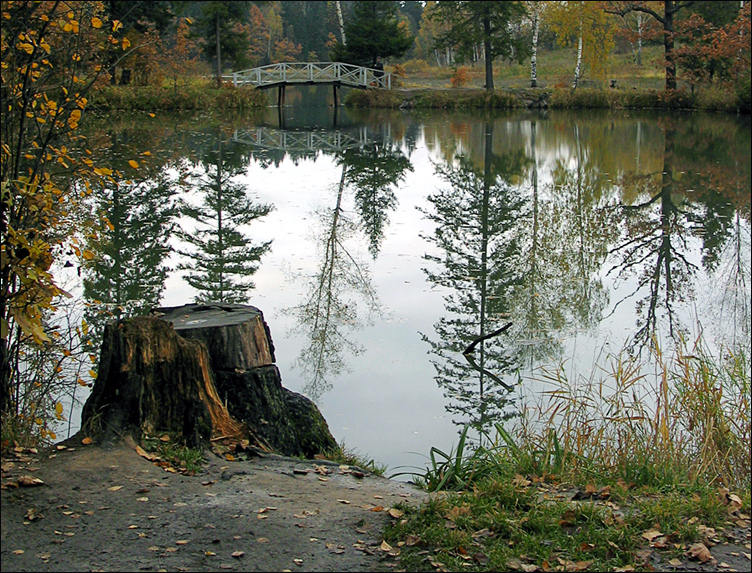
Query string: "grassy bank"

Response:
xmin=345 ymin=84 xmax=749 ymax=113
xmin=87 ymin=82 xmax=268 ymax=111
xmin=382 ymin=339 xmax=751 ymax=571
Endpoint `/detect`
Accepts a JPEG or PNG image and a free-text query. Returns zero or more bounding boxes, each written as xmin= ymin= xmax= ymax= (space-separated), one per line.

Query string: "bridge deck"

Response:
xmin=224 ymin=62 xmax=391 ymax=90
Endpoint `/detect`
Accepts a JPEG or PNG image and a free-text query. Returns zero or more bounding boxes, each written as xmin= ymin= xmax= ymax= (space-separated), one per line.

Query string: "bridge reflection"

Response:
xmin=232 ymin=126 xmax=392 ymax=154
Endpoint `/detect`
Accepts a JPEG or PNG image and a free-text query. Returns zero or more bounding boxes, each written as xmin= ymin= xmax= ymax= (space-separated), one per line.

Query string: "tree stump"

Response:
xmin=77 ymin=304 xmax=337 ymax=458
xmin=78 ymin=316 xmax=243 ymax=447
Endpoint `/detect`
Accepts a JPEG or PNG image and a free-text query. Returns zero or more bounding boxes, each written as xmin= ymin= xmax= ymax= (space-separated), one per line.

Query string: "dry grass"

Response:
xmin=514 ymin=336 xmax=751 ymax=490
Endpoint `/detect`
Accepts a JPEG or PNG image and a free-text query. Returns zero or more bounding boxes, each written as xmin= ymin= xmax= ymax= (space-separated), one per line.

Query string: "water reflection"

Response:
xmin=608 ymin=118 xmax=750 ymax=351
xmin=177 ymin=132 xmax=272 ymax=304
xmin=70 ymin=107 xmax=750 ymax=466
xmin=421 ymin=120 xmax=527 ymax=434
xmin=82 ymin=129 xmax=179 ymax=342
xmin=280 ymin=126 xmax=412 ymax=400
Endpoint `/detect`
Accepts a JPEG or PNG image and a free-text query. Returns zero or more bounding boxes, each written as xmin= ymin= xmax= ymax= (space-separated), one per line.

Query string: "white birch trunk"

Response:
xmin=530 ymin=3 xmax=540 ymax=87
xmin=335 ymin=1 xmax=346 ymax=46
xmin=572 ymin=17 xmax=583 ymax=89
xmin=636 ymin=13 xmax=643 ymax=65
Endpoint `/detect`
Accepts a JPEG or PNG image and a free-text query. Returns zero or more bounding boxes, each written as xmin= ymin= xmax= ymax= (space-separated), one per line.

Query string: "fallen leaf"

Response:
xmin=337 ymin=499 xmax=351 ymax=504
xmin=388 ymin=508 xmax=404 ymax=518
xmin=370 ymin=505 xmax=384 ymax=512
xmin=687 ymin=543 xmax=714 ymax=563
xmin=137 ymin=497 xmax=149 ymax=502
xmin=13 ymin=549 xmax=24 ymax=555
xmin=25 ymin=508 xmax=42 ymax=521
xmin=380 ymin=540 xmax=393 ymax=552
xmin=81 ymin=437 xmax=93 ymax=445
xmin=641 ymin=529 xmax=664 ymax=541
xmin=558 ymin=509 xmax=577 ymax=527
xmin=232 ymin=551 xmax=245 ymax=558
xmin=668 ymin=558 xmax=682 ymax=566
xmin=293 ymin=558 xmax=303 ymax=566
xmin=107 ymin=485 xmax=123 ymax=492
xmin=205 ymin=551 xmax=216 ymax=556
xmin=512 ymin=474 xmax=532 ymax=487
xmin=613 ymin=567 xmax=635 ymax=572
xmin=405 ymin=534 xmax=421 ymax=546
xmin=17 ymin=475 xmax=44 ymax=487
xmin=135 ymin=445 xmax=159 ymax=461
xmin=257 ymin=537 xmax=269 ymax=543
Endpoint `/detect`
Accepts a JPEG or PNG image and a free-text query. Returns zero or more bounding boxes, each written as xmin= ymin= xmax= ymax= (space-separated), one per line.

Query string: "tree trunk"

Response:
xmin=335 ymin=0 xmax=346 ymax=46
xmin=664 ymin=0 xmax=676 ymax=90
xmin=636 ymin=12 xmax=643 ymax=65
xmin=530 ymin=3 xmax=540 ymax=87
xmin=215 ymin=13 xmax=222 ymax=88
xmin=483 ymin=15 xmax=494 ymax=91
xmin=573 ymin=17 xmax=583 ymax=89
xmin=156 ymin=304 xmax=337 ymax=457
xmin=78 ymin=316 xmax=242 ymax=447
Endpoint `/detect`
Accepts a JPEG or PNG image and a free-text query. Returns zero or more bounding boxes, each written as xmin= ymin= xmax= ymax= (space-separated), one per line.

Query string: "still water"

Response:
xmin=61 ymin=87 xmax=751 ymax=474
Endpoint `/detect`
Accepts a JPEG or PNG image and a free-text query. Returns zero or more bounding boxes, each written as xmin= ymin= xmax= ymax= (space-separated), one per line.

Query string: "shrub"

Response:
xmin=450 ymin=66 xmax=471 ymax=88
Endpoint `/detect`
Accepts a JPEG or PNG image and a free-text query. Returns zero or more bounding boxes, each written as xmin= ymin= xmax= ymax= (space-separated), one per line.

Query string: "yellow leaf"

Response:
xmin=18 ymin=42 xmax=34 ymax=54
xmin=88 ymin=369 xmax=97 ymax=379
xmin=380 ymin=540 xmax=393 ymax=552
xmin=81 ymin=250 xmax=95 ymax=260
xmin=148 ymin=113 xmax=155 ymax=118
xmin=112 ymin=19 xmax=122 ymax=32
xmin=128 ymin=159 xmax=139 ymax=169
xmin=94 ymin=167 xmax=112 ymax=176
xmin=77 ymin=378 xmax=88 ymax=386
xmin=121 ymin=37 xmax=131 ymax=50
xmin=91 ymin=16 xmax=103 ymax=28
xmin=81 ymin=437 xmax=93 ymax=445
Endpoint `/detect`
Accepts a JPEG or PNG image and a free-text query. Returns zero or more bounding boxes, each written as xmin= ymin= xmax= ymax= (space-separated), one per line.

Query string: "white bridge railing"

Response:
xmin=232 ymin=127 xmax=386 ymax=153
xmin=224 ymin=62 xmax=391 ymax=90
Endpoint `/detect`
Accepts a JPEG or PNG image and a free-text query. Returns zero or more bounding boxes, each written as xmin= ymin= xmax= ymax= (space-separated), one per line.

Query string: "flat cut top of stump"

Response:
xmin=155 ymin=303 xmax=264 ymax=330
xmin=154 ymin=303 xmax=275 ymax=369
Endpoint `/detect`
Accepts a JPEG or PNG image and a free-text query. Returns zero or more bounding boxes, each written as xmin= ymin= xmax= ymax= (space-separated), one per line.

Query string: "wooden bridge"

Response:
xmin=223 ymin=62 xmax=391 ymax=106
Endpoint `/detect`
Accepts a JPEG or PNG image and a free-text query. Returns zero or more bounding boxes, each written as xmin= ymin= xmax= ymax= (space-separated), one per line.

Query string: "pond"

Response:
xmin=58 ymin=86 xmax=751 ymax=475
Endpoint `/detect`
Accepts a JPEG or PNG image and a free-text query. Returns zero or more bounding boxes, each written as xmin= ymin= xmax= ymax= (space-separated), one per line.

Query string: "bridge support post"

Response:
xmin=277 ymin=85 xmax=286 ymax=107
xmin=332 ymin=84 xmax=338 ymax=108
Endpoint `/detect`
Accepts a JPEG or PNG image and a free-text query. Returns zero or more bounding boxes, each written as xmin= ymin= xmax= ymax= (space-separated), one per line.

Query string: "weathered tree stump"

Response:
xmin=77 ymin=304 xmax=337 ymax=458
xmin=78 ymin=316 xmax=243 ymax=447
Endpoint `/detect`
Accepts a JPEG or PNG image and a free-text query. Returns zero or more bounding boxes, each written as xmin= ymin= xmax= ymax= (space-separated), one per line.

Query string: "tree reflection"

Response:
xmin=421 ymin=121 xmax=527 ymax=435
xmin=608 ymin=122 xmax=712 ymax=350
xmin=341 ymin=142 xmax=413 ymax=258
xmin=517 ymin=122 xmax=619 ymax=364
xmin=288 ymin=163 xmax=378 ymax=402
xmin=178 ymin=136 xmax=271 ymax=304
xmin=83 ymin=174 xmax=177 ymax=337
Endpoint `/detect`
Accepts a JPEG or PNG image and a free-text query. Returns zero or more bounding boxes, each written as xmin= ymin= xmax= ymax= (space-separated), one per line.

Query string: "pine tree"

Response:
xmin=330 ymin=0 xmax=413 ymax=66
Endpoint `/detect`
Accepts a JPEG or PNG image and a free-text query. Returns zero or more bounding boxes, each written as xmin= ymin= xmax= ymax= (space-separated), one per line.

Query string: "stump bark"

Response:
xmin=78 ymin=304 xmax=337 ymax=457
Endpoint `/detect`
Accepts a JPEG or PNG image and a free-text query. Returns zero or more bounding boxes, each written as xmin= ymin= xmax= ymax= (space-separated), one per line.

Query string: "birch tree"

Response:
xmin=549 ymin=1 xmax=615 ymax=88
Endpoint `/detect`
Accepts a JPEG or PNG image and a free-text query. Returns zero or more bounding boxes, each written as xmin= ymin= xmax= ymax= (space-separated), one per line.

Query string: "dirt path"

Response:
xmin=1 ymin=440 xmax=427 ymax=572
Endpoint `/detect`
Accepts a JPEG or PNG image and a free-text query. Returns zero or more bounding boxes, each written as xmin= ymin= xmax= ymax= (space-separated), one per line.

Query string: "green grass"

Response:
xmin=384 ymin=338 xmax=751 ymax=571
xmin=322 ymin=442 xmax=388 ymax=476
xmin=140 ymin=434 xmax=206 ymax=473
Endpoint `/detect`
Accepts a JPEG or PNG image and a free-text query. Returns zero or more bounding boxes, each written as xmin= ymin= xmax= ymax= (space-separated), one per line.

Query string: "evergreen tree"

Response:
xmin=178 ymin=136 xmax=272 ymax=304
xmin=330 ymin=0 xmax=413 ymax=66
xmin=431 ymin=1 xmax=528 ymax=91
xmin=193 ymin=1 xmax=251 ymax=86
